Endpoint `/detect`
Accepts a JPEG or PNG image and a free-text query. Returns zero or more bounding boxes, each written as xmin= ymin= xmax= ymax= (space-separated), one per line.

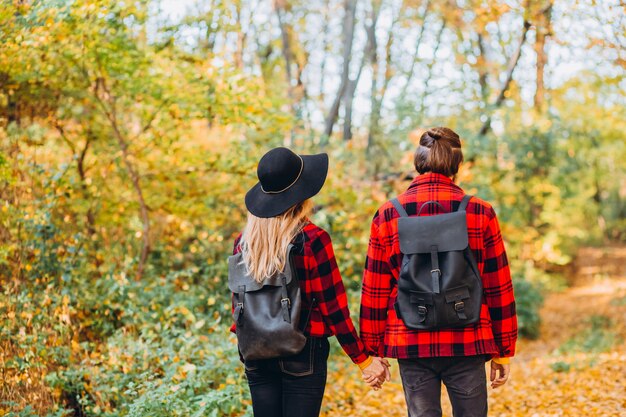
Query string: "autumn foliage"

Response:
xmin=0 ymin=0 xmax=625 ymax=416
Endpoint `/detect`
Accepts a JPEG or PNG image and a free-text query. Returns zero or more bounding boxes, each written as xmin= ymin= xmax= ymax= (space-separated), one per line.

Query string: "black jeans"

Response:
xmin=398 ymin=355 xmax=488 ymax=417
xmin=244 ymin=337 xmax=330 ymax=417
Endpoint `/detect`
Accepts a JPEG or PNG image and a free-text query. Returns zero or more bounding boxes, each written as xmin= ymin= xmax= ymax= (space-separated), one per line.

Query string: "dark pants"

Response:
xmin=244 ymin=337 xmax=330 ymax=417
xmin=398 ymin=355 xmax=488 ymax=417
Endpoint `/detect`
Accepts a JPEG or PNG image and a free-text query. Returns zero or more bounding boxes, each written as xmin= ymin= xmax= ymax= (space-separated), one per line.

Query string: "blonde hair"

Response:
xmin=240 ymin=200 xmax=313 ymax=283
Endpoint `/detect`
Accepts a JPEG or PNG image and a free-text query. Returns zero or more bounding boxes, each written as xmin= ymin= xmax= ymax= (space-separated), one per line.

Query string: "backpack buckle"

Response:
xmin=417 ymin=305 xmax=428 ymax=323
xmin=280 ymin=298 xmax=291 ymax=307
xmin=430 ymin=269 xmax=441 ymax=276
xmin=454 ymin=301 xmax=464 ymax=311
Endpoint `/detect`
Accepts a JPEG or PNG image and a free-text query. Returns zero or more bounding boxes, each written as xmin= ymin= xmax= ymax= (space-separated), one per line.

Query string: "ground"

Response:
xmin=322 ymin=247 xmax=626 ymax=417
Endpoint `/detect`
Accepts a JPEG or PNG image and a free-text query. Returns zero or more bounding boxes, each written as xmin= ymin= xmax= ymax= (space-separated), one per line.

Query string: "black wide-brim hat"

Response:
xmin=245 ymin=147 xmax=329 ymax=218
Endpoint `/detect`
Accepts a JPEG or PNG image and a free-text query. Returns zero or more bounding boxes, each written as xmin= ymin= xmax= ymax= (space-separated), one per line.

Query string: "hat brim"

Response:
xmin=245 ymin=153 xmax=329 ymax=218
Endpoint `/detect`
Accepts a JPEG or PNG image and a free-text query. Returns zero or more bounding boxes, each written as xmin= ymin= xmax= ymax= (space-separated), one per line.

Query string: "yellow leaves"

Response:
xmin=320 ymin=276 xmax=626 ymax=417
xmin=20 ymin=310 xmax=33 ymax=321
xmin=503 ymin=194 xmax=517 ymax=206
xmin=174 ymin=362 xmax=197 ymax=381
xmin=71 ymin=339 xmax=81 ymax=354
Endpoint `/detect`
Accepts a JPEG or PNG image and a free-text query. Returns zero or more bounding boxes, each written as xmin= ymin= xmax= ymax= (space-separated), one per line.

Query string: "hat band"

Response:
xmin=260 ymin=154 xmax=304 ymax=194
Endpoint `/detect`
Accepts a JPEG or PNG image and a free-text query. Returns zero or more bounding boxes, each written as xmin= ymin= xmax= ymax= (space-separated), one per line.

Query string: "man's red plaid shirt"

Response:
xmin=232 ymin=223 xmax=369 ymax=365
xmin=359 ymin=173 xmax=518 ymax=359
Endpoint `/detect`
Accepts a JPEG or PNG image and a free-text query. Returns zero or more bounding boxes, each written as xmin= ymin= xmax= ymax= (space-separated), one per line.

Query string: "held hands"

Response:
xmin=490 ymin=361 xmax=510 ymax=389
xmin=361 ymin=357 xmax=391 ymax=390
xmin=361 ymin=357 xmax=509 ymax=390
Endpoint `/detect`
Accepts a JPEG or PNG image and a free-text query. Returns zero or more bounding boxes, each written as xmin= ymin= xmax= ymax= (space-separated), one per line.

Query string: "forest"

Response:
xmin=0 ymin=0 xmax=625 ymax=416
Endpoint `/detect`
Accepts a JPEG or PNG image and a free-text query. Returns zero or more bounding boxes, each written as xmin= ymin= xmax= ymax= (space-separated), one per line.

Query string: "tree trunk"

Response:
xmin=367 ymin=14 xmax=380 ymax=150
xmin=319 ymin=0 xmax=330 ymax=106
xmin=111 ymin=123 xmax=150 ymax=280
xmin=275 ymin=0 xmax=310 ymax=142
xmin=77 ymin=133 xmax=96 ymax=237
xmin=368 ymin=2 xmax=396 ymax=152
xmin=234 ymin=2 xmax=245 ymax=70
xmin=342 ymin=2 xmax=370 ymax=142
xmin=323 ymin=0 xmax=357 ymax=140
xmin=343 ymin=79 xmax=356 ymax=141
xmin=534 ymin=2 xmax=552 ymax=112
xmin=477 ymin=32 xmax=489 ymax=106
xmin=343 ymin=0 xmax=384 ymax=142
xmin=275 ymin=1 xmax=296 ymax=144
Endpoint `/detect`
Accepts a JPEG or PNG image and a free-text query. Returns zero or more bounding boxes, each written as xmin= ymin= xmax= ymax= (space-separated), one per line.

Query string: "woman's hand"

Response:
xmin=361 ymin=357 xmax=391 ymax=390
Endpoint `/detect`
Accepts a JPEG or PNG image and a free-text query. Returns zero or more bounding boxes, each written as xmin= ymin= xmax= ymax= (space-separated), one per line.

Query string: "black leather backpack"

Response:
xmin=392 ymin=195 xmax=483 ymax=330
xmin=228 ymin=244 xmax=311 ymax=361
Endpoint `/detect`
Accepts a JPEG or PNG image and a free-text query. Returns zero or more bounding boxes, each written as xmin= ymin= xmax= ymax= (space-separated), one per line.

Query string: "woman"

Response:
xmin=359 ymin=127 xmax=518 ymax=417
xmin=231 ymin=147 xmax=388 ymax=417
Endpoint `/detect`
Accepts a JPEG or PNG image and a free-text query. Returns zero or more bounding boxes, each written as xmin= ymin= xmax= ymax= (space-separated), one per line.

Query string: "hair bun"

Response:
xmin=427 ymin=129 xmax=442 ymax=140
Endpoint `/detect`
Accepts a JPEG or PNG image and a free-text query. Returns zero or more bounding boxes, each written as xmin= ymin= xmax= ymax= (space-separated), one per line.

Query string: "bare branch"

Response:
xmin=479 ymin=19 xmax=532 ymax=136
xmin=93 ymin=77 xmax=151 ymax=280
xmin=137 ymin=100 xmax=169 ymax=138
xmin=400 ymin=0 xmax=430 ymax=98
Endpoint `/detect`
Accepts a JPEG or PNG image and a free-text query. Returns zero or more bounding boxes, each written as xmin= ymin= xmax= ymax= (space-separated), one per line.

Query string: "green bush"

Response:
xmin=557 ymin=315 xmax=621 ymax=354
xmin=512 ymin=275 xmax=544 ymax=340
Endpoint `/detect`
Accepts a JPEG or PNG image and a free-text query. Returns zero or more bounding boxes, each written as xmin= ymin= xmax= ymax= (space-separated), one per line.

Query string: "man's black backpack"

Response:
xmin=228 ymin=244 xmax=312 ymax=361
xmin=392 ymin=195 xmax=483 ymax=330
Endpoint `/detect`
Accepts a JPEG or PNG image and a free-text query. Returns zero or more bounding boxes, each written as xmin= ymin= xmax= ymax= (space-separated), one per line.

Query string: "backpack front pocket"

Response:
xmin=444 ymin=286 xmax=473 ymax=325
xmin=395 ymin=290 xmax=436 ymax=329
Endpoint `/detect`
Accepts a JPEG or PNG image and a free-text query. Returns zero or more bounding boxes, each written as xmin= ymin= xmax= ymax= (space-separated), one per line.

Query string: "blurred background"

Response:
xmin=0 ymin=0 xmax=624 ymax=416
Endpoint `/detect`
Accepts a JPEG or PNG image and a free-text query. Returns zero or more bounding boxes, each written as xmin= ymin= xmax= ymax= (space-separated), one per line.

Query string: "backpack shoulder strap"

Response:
xmin=299 ymin=297 xmax=317 ymax=332
xmin=391 ymin=198 xmax=409 ymax=217
xmin=456 ymin=195 xmax=472 ymax=212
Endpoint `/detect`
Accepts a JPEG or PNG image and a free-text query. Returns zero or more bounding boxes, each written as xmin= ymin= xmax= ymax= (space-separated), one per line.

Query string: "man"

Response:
xmin=359 ymin=127 xmax=518 ymax=416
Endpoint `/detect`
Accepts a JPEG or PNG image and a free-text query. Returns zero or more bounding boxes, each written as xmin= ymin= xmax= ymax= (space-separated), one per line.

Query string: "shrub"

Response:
xmin=512 ymin=275 xmax=544 ymax=339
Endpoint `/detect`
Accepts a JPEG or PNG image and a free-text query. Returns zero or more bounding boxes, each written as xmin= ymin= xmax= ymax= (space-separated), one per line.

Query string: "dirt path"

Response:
xmin=323 ymin=247 xmax=626 ymax=417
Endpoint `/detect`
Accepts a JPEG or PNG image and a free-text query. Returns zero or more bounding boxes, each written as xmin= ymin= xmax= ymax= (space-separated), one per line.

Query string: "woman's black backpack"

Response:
xmin=392 ymin=195 xmax=483 ymax=330
xmin=228 ymin=244 xmax=311 ymax=361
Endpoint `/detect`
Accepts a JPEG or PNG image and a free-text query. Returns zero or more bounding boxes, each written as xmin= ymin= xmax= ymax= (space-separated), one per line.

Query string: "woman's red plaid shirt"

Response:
xmin=359 ymin=173 xmax=518 ymax=360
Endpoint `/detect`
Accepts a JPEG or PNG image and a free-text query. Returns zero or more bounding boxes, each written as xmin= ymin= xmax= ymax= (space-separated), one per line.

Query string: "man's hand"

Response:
xmin=490 ymin=361 xmax=510 ymax=389
xmin=362 ymin=357 xmax=391 ymax=390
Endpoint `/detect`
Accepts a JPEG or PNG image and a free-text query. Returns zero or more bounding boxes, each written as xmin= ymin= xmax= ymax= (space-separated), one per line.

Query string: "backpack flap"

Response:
xmin=398 ymin=211 xmax=469 ymax=254
xmin=228 ymin=245 xmax=297 ymax=325
xmin=227 ymin=244 xmax=296 ymax=293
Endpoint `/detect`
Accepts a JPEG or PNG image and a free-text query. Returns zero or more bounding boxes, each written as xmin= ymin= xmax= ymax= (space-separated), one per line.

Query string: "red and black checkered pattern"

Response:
xmin=231 ymin=223 xmax=369 ymax=364
xmin=359 ymin=173 xmax=518 ymax=359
